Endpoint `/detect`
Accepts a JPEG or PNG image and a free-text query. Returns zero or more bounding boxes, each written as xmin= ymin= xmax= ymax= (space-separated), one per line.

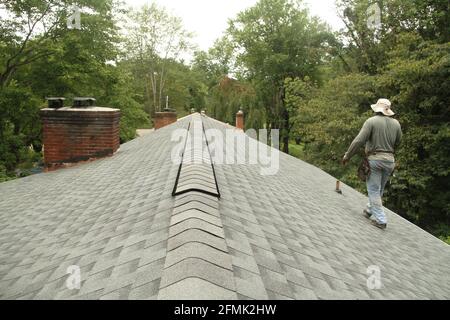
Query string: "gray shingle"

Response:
xmin=164 ymin=242 xmax=232 ymax=270
xmin=171 ymin=209 xmax=222 ymax=227
xmin=174 ymin=193 xmax=219 ymax=209
xmin=158 ymin=277 xmax=237 ymax=300
xmin=228 ymin=247 xmax=260 ymax=275
xmin=128 ymin=279 xmax=160 ymax=300
xmin=169 ymin=218 xmax=225 ymax=239
xmin=174 ymin=202 xmax=220 ymax=217
xmin=233 ymin=266 xmax=268 ymax=300
xmin=168 ymin=229 xmax=227 ymax=252
xmin=160 ymin=257 xmax=235 ymax=291
xmin=0 ymin=113 xmax=448 ymax=300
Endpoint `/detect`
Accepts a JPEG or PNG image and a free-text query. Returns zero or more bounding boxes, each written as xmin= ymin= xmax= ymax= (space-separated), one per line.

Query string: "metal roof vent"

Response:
xmin=46 ymin=97 xmax=65 ymax=109
xmin=73 ymin=97 xmax=96 ymax=108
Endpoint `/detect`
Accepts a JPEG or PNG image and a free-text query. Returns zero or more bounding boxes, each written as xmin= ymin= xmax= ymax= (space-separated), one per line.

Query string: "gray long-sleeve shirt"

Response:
xmin=344 ymin=115 xmax=402 ymax=162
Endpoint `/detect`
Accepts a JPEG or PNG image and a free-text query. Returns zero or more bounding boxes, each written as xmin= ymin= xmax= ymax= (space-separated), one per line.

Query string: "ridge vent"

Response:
xmin=172 ymin=114 xmax=220 ymax=198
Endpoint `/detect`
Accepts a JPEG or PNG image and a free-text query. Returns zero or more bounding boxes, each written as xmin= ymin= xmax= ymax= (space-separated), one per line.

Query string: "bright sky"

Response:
xmin=124 ymin=0 xmax=345 ymax=52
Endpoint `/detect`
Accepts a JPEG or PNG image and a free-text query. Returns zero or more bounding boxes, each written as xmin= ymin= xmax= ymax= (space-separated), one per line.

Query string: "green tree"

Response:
xmin=0 ymin=0 xmax=148 ymax=179
xmin=0 ymin=0 xmax=117 ymax=88
xmin=378 ymin=33 xmax=450 ymax=233
xmin=227 ymin=0 xmax=332 ymax=152
xmin=192 ymin=36 xmax=235 ymax=89
xmin=123 ymin=3 xmax=194 ymax=115
xmin=286 ymin=73 xmax=377 ymax=185
xmin=286 ymin=0 xmax=450 ymax=240
xmin=207 ymin=76 xmax=256 ymax=125
xmin=192 ymin=37 xmax=253 ymax=121
xmin=335 ymin=0 xmax=450 ymax=73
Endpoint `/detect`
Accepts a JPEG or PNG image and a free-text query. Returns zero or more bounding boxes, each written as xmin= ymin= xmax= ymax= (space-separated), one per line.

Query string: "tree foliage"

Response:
xmin=0 ymin=0 xmax=148 ymax=180
xmin=227 ymin=0 xmax=333 ymax=152
xmin=123 ymin=3 xmax=194 ymax=114
xmin=284 ymin=1 xmax=450 ymax=239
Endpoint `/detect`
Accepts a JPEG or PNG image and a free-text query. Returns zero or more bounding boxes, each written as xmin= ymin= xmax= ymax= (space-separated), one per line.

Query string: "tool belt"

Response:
xmin=367 ymin=150 xmax=394 ymax=156
xmin=357 ymin=150 xmax=394 ymax=181
xmin=357 ymin=158 xmax=370 ymax=181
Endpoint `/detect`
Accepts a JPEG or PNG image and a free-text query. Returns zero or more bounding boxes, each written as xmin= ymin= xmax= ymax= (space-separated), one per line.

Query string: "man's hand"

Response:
xmin=342 ymin=156 xmax=349 ymax=166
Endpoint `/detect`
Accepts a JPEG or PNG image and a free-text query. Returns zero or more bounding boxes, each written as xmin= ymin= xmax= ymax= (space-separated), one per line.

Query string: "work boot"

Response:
xmin=371 ymin=220 xmax=387 ymax=230
xmin=363 ymin=209 xmax=372 ymax=219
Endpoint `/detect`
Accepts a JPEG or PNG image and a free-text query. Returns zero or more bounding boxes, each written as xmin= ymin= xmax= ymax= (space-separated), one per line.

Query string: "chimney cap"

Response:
xmin=46 ymin=97 xmax=65 ymax=109
xmin=237 ymin=109 xmax=244 ymax=115
xmin=46 ymin=97 xmax=66 ymax=100
xmin=73 ymin=97 xmax=96 ymax=108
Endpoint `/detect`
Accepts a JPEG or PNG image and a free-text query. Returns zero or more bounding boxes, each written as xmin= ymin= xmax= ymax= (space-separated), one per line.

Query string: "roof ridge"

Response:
xmin=158 ymin=114 xmax=236 ymax=299
xmin=172 ymin=114 xmax=220 ymax=198
xmin=157 ymin=190 xmax=237 ymax=299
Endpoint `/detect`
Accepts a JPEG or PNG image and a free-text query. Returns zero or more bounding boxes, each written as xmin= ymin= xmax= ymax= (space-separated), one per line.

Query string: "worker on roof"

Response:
xmin=342 ymin=98 xmax=403 ymax=230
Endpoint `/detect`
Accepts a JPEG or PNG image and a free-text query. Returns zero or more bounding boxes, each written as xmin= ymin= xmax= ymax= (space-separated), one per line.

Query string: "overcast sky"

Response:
xmin=124 ymin=0 xmax=345 ymax=52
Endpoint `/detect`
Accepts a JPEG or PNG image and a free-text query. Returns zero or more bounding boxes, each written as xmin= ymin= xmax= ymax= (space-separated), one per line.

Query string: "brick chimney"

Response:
xmin=236 ymin=109 xmax=244 ymax=130
xmin=154 ymin=108 xmax=177 ymax=129
xmin=40 ymin=97 xmax=121 ymax=171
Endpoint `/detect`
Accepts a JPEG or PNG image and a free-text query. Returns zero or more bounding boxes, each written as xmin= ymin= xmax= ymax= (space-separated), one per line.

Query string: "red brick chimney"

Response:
xmin=40 ymin=97 xmax=121 ymax=171
xmin=154 ymin=109 xmax=177 ymax=129
xmin=236 ymin=109 xmax=244 ymax=130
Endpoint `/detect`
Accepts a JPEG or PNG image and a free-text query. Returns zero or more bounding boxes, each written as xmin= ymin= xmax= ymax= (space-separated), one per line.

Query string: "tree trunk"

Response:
xmin=144 ymin=74 xmax=153 ymax=115
xmin=283 ymin=133 xmax=289 ymax=153
xmin=158 ymin=68 xmax=165 ymax=110
xmin=283 ymin=111 xmax=289 ymax=154
xmin=0 ymin=66 xmax=15 ymax=88
xmin=279 ymin=84 xmax=289 ymax=154
xmin=148 ymin=68 xmax=157 ymax=114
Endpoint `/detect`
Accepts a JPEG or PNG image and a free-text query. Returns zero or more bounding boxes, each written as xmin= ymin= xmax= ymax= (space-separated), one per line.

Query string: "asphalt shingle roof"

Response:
xmin=0 ymin=113 xmax=449 ymax=300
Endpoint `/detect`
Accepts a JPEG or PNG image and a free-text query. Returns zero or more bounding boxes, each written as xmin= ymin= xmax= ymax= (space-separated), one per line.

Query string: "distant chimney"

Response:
xmin=40 ymin=97 xmax=121 ymax=171
xmin=154 ymin=108 xmax=177 ymax=129
xmin=236 ymin=109 xmax=244 ymax=130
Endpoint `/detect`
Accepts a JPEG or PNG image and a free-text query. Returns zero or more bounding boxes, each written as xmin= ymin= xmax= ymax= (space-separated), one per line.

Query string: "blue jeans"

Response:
xmin=366 ymin=160 xmax=395 ymax=224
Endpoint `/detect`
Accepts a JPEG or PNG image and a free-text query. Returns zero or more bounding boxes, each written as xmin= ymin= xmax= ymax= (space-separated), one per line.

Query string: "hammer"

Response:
xmin=335 ymin=180 xmax=342 ymax=194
